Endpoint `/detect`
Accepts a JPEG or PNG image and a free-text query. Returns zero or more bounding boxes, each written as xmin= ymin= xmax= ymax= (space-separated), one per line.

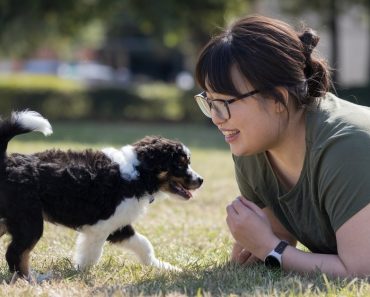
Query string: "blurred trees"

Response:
xmin=0 ymin=0 xmax=118 ymax=56
xmin=0 ymin=0 xmax=251 ymax=58
xmin=1 ymin=0 xmax=368 ymax=85
xmin=112 ymin=0 xmax=250 ymax=49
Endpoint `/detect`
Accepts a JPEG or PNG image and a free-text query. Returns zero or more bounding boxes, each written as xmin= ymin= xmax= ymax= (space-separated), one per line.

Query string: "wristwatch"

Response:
xmin=264 ymin=240 xmax=289 ymax=269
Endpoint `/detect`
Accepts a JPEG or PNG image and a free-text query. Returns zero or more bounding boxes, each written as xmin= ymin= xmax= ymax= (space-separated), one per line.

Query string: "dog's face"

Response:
xmin=133 ymin=136 xmax=203 ymax=199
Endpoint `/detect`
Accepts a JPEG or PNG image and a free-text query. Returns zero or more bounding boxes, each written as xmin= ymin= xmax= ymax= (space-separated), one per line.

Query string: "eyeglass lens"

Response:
xmin=195 ymin=96 xmax=229 ymax=119
xmin=211 ymin=101 xmax=229 ymax=119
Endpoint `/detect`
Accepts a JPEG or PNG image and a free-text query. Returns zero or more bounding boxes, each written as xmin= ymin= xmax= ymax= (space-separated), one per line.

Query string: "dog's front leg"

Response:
xmin=107 ymin=225 xmax=180 ymax=271
xmin=73 ymin=232 xmax=106 ymax=270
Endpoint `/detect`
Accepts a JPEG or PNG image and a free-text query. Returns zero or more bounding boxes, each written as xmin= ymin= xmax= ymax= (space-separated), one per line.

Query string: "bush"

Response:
xmin=0 ymin=74 xmax=208 ymax=123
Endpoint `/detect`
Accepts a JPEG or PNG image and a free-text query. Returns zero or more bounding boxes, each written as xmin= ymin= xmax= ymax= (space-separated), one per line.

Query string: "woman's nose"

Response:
xmin=211 ymin=110 xmax=227 ymax=126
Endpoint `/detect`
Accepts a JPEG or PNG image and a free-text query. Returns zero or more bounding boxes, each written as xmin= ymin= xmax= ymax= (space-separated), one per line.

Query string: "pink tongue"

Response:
xmin=186 ymin=189 xmax=192 ymax=198
xmin=177 ymin=184 xmax=192 ymax=198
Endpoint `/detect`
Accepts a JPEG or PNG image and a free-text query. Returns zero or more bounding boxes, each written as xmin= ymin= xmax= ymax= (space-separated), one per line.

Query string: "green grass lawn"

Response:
xmin=0 ymin=122 xmax=370 ymax=296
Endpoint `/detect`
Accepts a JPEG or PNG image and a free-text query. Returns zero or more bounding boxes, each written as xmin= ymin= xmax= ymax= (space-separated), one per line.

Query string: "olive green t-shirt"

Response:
xmin=233 ymin=93 xmax=370 ymax=254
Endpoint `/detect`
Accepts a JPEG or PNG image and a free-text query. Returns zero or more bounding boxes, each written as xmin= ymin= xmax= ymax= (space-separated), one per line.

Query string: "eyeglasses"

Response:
xmin=194 ymin=89 xmax=259 ymax=120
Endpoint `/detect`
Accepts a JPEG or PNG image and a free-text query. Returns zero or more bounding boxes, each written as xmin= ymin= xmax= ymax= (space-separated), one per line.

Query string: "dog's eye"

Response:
xmin=179 ymin=156 xmax=186 ymax=163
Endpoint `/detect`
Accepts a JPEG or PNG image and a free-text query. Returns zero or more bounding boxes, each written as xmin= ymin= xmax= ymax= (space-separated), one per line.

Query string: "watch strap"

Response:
xmin=274 ymin=240 xmax=289 ymax=254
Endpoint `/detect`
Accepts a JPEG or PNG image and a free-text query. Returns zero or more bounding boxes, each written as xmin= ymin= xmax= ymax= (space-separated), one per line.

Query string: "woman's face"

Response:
xmin=207 ymin=67 xmax=286 ymax=156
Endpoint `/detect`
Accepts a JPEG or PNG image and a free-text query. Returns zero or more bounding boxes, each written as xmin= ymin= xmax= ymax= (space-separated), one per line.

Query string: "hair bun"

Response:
xmin=299 ymin=29 xmax=319 ymax=57
xmin=298 ymin=28 xmax=329 ymax=98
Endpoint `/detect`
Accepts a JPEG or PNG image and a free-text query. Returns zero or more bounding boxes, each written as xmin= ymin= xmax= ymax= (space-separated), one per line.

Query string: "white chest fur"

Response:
xmin=80 ymin=195 xmax=151 ymax=237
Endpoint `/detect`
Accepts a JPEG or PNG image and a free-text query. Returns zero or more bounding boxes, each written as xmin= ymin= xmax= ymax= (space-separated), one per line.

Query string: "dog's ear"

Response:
xmin=134 ymin=136 xmax=182 ymax=172
xmin=139 ymin=146 xmax=174 ymax=172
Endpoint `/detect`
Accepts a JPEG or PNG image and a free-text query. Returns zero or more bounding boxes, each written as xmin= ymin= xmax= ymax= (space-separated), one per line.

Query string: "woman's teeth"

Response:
xmin=222 ymin=130 xmax=239 ymax=136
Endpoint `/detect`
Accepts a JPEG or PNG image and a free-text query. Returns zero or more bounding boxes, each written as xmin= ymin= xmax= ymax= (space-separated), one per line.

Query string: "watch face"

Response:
xmin=264 ymin=255 xmax=280 ymax=269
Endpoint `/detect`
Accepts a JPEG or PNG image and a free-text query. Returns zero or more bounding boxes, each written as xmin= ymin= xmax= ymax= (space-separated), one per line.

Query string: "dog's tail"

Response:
xmin=0 ymin=110 xmax=52 ymax=173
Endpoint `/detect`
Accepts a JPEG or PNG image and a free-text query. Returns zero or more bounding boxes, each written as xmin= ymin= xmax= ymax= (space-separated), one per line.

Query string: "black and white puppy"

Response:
xmin=0 ymin=111 xmax=203 ymax=279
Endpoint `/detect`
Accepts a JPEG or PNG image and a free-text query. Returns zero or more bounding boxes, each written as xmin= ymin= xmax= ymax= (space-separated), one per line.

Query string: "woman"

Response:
xmin=194 ymin=15 xmax=370 ymax=277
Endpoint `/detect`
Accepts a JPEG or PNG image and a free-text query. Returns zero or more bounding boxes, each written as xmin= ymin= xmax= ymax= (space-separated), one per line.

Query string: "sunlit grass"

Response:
xmin=1 ymin=122 xmax=370 ymax=296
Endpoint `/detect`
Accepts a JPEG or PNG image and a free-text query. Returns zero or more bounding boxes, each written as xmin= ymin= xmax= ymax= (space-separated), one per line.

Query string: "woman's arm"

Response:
xmin=227 ymin=197 xmax=370 ymax=277
xmin=283 ymin=202 xmax=370 ymax=276
xmin=231 ymin=206 xmax=296 ymax=264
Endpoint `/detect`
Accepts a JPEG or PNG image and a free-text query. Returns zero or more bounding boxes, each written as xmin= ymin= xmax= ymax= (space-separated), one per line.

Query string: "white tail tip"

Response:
xmin=12 ymin=110 xmax=53 ymax=136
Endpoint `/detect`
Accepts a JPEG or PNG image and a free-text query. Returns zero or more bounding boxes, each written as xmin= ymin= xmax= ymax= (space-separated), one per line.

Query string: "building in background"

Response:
xmin=254 ymin=0 xmax=369 ymax=87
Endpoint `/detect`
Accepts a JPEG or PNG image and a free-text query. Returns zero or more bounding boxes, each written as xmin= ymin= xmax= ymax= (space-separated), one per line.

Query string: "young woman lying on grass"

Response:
xmin=194 ymin=15 xmax=370 ymax=277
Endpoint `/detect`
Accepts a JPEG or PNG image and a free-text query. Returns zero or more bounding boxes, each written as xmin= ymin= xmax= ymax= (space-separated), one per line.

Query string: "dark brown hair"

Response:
xmin=195 ymin=15 xmax=331 ymax=108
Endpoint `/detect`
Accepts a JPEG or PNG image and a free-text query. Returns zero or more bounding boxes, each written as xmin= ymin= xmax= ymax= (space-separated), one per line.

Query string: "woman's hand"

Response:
xmin=226 ymin=196 xmax=280 ymax=260
xmin=230 ymin=241 xmax=261 ymax=265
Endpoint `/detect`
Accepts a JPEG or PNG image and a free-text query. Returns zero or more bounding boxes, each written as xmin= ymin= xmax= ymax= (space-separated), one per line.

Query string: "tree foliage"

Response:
xmin=118 ymin=0 xmax=250 ymax=48
xmin=0 ymin=0 xmax=251 ymax=57
xmin=0 ymin=0 xmax=119 ymax=56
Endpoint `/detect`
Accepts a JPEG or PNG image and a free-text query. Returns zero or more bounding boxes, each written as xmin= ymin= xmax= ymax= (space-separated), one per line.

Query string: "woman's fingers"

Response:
xmin=244 ymin=254 xmax=261 ymax=265
xmin=237 ymin=197 xmax=266 ymax=218
xmin=238 ymin=249 xmax=252 ymax=264
xmin=231 ymin=198 xmax=252 ymax=214
xmin=231 ymin=247 xmax=252 ymax=264
xmin=226 ymin=203 xmax=239 ymax=215
xmin=231 ymin=248 xmax=261 ymax=266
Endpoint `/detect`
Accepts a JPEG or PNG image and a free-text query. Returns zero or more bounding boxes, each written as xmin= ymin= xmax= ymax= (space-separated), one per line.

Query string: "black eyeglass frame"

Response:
xmin=194 ymin=89 xmax=260 ymax=119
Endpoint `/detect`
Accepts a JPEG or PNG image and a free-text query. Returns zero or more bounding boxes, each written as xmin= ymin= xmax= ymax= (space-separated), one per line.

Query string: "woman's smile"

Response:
xmin=220 ymin=129 xmax=240 ymax=143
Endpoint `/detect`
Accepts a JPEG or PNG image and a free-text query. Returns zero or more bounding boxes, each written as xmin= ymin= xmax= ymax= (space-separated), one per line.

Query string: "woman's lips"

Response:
xmin=220 ymin=130 xmax=240 ymax=143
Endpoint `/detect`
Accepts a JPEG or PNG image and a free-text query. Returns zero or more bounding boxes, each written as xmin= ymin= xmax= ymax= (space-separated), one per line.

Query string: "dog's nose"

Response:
xmin=197 ymin=177 xmax=203 ymax=186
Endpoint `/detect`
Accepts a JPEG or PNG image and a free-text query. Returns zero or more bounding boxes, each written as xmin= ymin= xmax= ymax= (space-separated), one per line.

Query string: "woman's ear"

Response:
xmin=274 ymin=87 xmax=290 ymax=113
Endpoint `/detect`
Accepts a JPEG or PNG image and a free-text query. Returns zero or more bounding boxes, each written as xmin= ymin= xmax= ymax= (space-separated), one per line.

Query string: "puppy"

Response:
xmin=0 ymin=111 xmax=203 ymax=279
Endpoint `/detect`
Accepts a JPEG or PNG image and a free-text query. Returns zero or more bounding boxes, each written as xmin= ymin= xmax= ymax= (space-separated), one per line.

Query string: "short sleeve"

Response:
xmin=318 ymin=133 xmax=370 ymax=232
xmin=233 ymin=155 xmax=266 ymax=208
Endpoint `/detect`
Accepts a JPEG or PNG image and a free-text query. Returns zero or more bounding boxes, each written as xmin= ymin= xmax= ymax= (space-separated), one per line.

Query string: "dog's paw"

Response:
xmin=9 ymin=271 xmax=36 ymax=285
xmin=9 ymin=272 xmax=21 ymax=285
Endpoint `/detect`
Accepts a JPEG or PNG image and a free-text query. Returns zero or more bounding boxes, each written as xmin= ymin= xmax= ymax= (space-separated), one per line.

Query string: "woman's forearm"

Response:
xmin=282 ymin=246 xmax=349 ymax=277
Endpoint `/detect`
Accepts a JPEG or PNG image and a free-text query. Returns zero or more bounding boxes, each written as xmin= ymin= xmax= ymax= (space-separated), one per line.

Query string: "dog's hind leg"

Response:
xmin=107 ymin=225 xmax=180 ymax=271
xmin=5 ymin=211 xmax=43 ymax=279
xmin=73 ymin=232 xmax=106 ymax=270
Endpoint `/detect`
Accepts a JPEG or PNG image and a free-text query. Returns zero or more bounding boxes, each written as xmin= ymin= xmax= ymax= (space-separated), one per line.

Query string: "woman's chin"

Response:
xmin=229 ymin=144 xmax=246 ymax=156
xmin=229 ymin=142 xmax=255 ymax=157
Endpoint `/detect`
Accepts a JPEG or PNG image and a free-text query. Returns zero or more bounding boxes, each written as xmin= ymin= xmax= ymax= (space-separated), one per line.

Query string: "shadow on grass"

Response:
xmin=91 ymin=263 xmax=329 ymax=296
xmin=90 ymin=262 xmax=369 ymax=297
xmin=0 ymin=258 xmax=80 ymax=284
xmin=0 ymin=260 xmax=364 ymax=296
